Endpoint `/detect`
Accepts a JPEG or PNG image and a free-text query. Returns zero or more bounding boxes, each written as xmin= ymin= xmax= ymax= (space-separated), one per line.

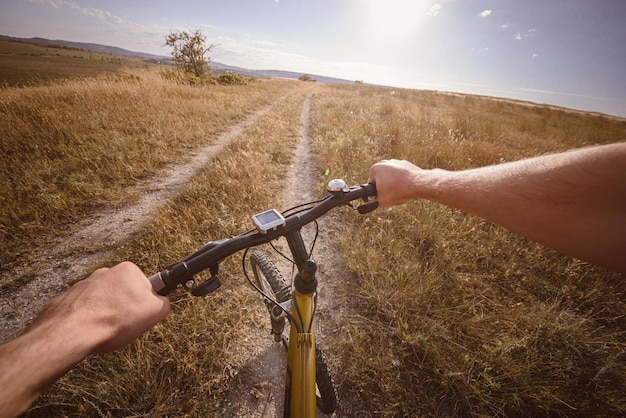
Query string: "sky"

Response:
xmin=1 ymin=0 xmax=625 ymax=118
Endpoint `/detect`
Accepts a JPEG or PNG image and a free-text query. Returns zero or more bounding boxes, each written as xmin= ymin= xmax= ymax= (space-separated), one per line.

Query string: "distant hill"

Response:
xmin=0 ymin=35 xmax=356 ymax=84
xmin=210 ymin=62 xmax=356 ymax=84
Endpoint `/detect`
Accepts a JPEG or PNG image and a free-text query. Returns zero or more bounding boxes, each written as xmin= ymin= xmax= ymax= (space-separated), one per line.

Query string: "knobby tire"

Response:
xmin=249 ymin=250 xmax=338 ymax=415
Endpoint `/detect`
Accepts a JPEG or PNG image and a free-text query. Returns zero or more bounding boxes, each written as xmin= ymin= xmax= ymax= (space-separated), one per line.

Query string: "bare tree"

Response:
xmin=165 ymin=29 xmax=217 ymax=78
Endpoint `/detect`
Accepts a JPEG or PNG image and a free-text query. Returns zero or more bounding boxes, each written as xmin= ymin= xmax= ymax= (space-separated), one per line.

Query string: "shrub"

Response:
xmin=217 ymin=72 xmax=252 ymax=85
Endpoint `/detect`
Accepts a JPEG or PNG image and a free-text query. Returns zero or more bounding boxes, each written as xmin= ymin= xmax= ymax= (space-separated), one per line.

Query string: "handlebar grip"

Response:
xmin=366 ymin=181 xmax=377 ymax=198
xmin=355 ymin=182 xmax=378 ymax=214
xmin=149 ymin=272 xmax=169 ymax=296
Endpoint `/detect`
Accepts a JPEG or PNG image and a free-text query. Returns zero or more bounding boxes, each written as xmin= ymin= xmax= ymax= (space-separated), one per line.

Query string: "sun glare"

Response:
xmin=365 ymin=0 xmax=433 ymax=41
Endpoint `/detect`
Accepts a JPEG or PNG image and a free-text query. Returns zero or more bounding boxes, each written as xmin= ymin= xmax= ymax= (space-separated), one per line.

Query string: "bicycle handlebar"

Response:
xmin=148 ymin=181 xmax=377 ymax=296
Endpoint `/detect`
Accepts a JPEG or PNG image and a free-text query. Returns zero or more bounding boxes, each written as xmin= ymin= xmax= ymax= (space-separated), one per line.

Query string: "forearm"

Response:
xmin=426 ymin=143 xmax=626 ymax=272
xmin=0 ymin=322 xmax=90 ymax=418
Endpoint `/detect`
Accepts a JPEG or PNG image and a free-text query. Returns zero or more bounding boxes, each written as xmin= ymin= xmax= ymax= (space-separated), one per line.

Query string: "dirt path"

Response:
xmin=0 ymin=93 xmax=291 ymax=344
xmin=2 ymin=86 xmax=352 ymax=416
xmin=225 ymin=89 xmax=350 ymax=417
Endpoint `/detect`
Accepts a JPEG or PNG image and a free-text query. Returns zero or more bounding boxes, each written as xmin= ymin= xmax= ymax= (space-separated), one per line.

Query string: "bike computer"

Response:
xmin=252 ymin=209 xmax=286 ymax=233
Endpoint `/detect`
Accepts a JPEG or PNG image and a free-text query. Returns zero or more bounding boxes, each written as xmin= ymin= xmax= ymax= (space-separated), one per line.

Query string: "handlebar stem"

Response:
xmin=285 ymin=228 xmax=309 ymax=275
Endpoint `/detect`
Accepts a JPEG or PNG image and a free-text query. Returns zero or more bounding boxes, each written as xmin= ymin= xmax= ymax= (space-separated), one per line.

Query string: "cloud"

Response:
xmin=252 ymin=39 xmax=278 ymax=47
xmin=212 ymin=33 xmax=393 ymax=83
xmin=518 ymin=87 xmax=608 ymax=100
xmin=79 ymin=7 xmax=127 ymax=25
xmin=479 ymin=10 xmax=492 ymax=18
xmin=427 ymin=4 xmax=441 ymax=17
xmin=27 ymin=0 xmax=64 ymax=7
xmin=27 ymin=0 xmax=128 ymax=26
xmin=25 ymin=0 xmax=173 ymax=55
xmin=500 ymin=23 xmax=509 ymax=29
xmin=513 ymin=28 xmax=539 ymax=41
xmin=532 ymin=53 xmax=539 ymax=58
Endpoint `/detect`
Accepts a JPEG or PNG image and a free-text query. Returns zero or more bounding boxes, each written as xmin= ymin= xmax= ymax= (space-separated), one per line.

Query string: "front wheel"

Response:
xmin=249 ymin=250 xmax=291 ymax=307
xmin=316 ymin=345 xmax=338 ymax=414
xmin=249 ymin=251 xmax=338 ymax=414
xmin=250 ymin=250 xmax=291 ymax=343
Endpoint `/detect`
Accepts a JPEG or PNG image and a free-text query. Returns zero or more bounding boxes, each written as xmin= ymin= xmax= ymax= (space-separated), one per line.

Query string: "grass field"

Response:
xmin=2 ymin=44 xmax=625 ymax=416
xmin=0 ymin=68 xmax=294 ymax=270
xmin=309 ymin=85 xmax=626 ymax=416
xmin=0 ymin=38 xmax=162 ymax=86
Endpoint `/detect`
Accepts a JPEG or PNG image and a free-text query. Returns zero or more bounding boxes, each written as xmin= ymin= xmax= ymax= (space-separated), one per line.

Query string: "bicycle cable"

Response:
xmin=269 ymin=220 xmax=319 ymax=266
xmin=241 ymin=198 xmax=327 ymax=333
xmin=281 ymin=197 xmax=327 ymax=217
xmin=258 ymin=197 xmax=324 ymax=267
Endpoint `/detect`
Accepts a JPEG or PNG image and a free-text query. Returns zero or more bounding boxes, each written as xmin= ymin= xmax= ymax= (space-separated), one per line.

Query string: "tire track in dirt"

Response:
xmin=0 ymin=92 xmax=292 ymax=343
xmin=227 ymin=88 xmax=349 ymax=417
xmin=225 ymin=90 xmax=318 ymax=418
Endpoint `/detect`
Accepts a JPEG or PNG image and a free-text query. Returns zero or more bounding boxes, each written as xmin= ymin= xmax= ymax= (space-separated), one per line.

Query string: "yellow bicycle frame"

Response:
xmin=283 ymin=286 xmax=317 ymax=417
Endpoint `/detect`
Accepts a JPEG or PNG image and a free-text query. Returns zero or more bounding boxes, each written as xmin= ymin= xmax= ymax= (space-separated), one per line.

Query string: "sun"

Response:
xmin=365 ymin=0 xmax=433 ymax=41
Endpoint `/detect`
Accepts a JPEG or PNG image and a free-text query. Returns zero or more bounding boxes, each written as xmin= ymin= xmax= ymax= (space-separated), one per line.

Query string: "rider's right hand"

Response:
xmin=368 ymin=159 xmax=440 ymax=208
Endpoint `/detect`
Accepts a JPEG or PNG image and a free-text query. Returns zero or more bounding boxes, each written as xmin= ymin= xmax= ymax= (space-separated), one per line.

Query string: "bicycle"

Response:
xmin=149 ymin=179 xmax=377 ymax=417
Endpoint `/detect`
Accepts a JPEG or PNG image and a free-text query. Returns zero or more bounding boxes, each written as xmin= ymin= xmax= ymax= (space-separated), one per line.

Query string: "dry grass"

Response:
xmin=5 ymin=62 xmax=624 ymax=417
xmin=0 ymin=69 xmax=295 ymax=266
xmin=23 ymin=77 xmax=312 ymax=416
xmin=0 ymin=38 xmax=159 ymax=86
xmin=309 ymin=84 xmax=626 ymax=417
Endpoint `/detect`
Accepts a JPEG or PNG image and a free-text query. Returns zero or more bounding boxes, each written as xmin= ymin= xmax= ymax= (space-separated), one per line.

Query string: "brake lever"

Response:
xmin=191 ymin=274 xmax=221 ymax=296
xmin=357 ymin=201 xmax=379 ymax=214
xmin=190 ymin=263 xmax=221 ymax=297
